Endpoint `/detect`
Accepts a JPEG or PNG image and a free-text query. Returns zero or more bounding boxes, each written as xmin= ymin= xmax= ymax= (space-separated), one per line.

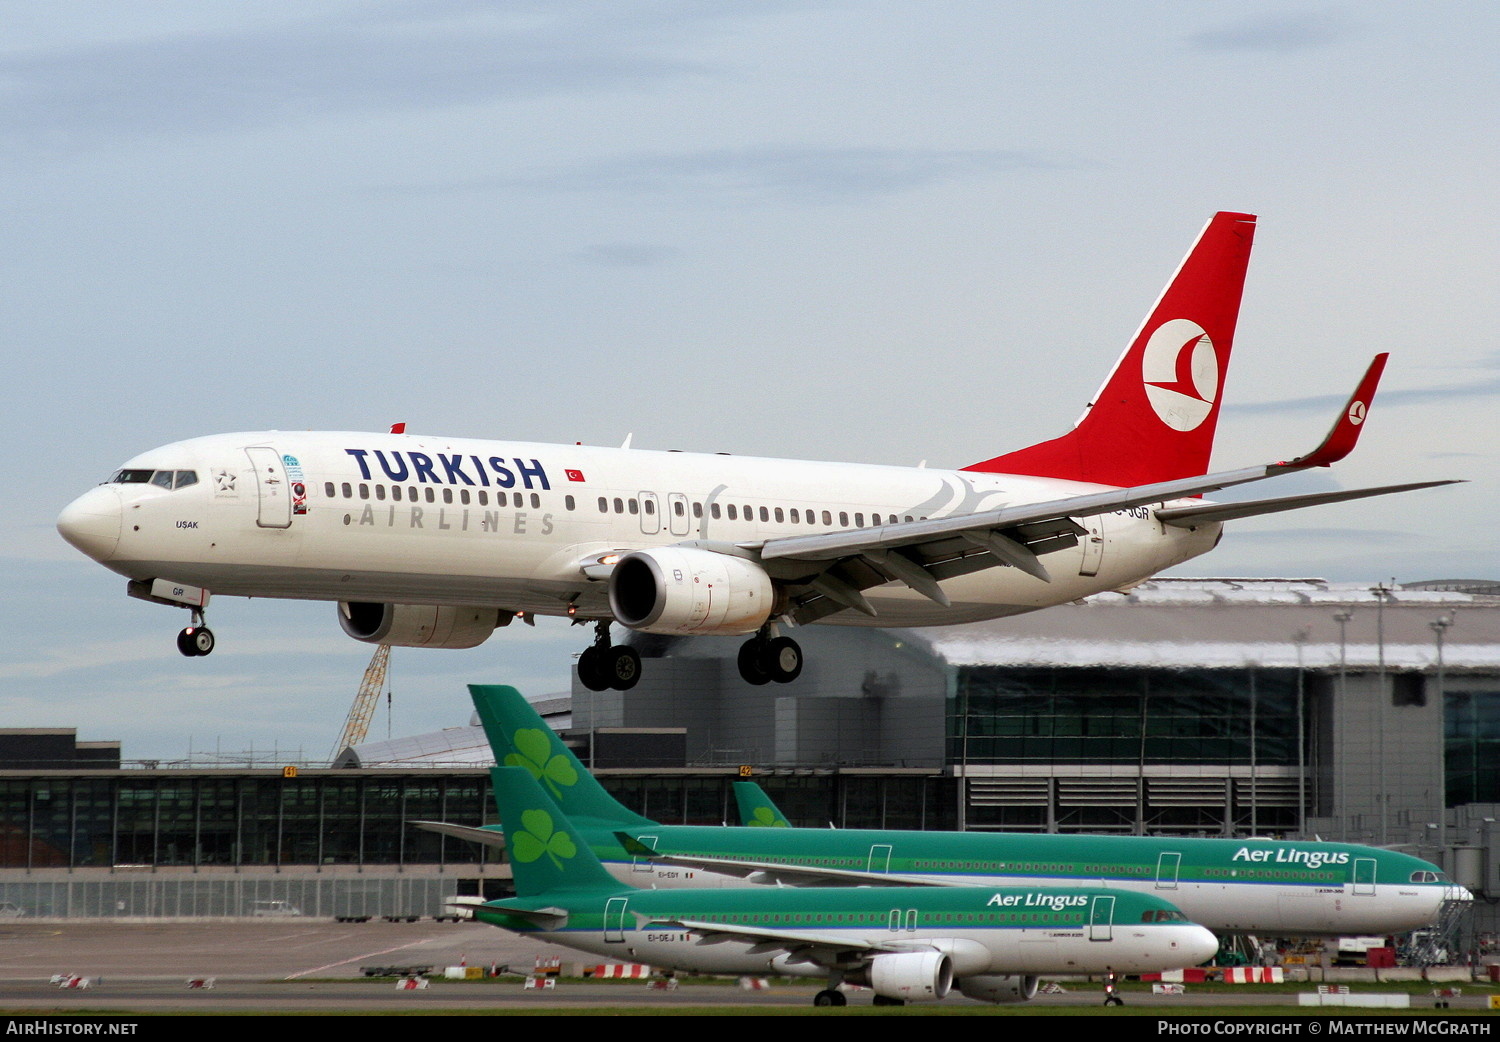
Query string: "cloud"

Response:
xmin=572 ymin=243 xmax=683 ymax=267
xmin=495 ymin=145 xmax=1066 ymax=205
xmin=0 ymin=633 xmax=364 ymax=681
xmin=1222 ymin=526 xmax=1413 ymax=545
xmin=0 ymin=4 xmax=711 ymax=150
xmin=1233 ymin=376 xmax=1500 ymax=415
xmin=1187 ymin=12 xmax=1355 ymax=52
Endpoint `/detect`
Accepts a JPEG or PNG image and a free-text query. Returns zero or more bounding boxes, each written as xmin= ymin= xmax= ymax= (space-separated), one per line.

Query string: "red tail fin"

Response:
xmin=964 ymin=211 xmax=1257 ymax=487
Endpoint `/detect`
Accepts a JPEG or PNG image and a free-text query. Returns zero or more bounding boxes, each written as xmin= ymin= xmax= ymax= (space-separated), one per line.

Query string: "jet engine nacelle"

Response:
xmin=864 ymin=951 xmax=953 ymax=1004
xmin=955 ymin=974 xmax=1040 ymax=1004
xmin=608 ymin=547 xmax=775 ymax=636
xmin=338 ymin=602 xmax=502 ymax=649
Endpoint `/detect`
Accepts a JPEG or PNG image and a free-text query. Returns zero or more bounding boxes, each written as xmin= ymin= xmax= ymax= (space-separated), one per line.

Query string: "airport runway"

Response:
xmin=0 ymin=920 xmax=1488 ymax=1014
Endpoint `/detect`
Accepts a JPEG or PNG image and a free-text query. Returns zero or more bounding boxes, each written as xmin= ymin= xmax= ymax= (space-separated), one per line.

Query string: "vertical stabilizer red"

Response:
xmin=964 ymin=211 xmax=1257 ymax=487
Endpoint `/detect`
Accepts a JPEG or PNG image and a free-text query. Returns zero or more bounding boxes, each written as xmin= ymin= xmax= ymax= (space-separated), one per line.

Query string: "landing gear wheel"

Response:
xmin=812 ymin=989 xmax=846 ymax=1007
xmin=577 ymin=645 xmax=610 ymax=692
xmin=606 ymin=645 xmax=641 ymax=691
xmin=763 ymin=636 xmax=802 ymax=684
xmin=1104 ymin=994 xmax=1124 ymax=1006
xmin=177 ymin=626 xmax=214 ymax=657
xmin=872 ymin=994 xmax=905 ymax=1006
xmin=737 ymin=639 xmax=770 ymax=686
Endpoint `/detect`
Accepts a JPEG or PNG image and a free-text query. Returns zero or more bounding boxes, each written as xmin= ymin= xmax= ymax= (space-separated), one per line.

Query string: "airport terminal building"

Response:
xmin=1 ymin=578 xmax=1497 ymax=939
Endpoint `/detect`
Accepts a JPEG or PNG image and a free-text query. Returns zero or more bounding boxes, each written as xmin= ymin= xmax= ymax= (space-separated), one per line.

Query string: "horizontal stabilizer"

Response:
xmin=478 ymin=902 xmax=569 ymax=929
xmin=411 ymin=820 xmax=506 ymax=849
xmin=1155 ymin=480 xmax=1460 ymax=528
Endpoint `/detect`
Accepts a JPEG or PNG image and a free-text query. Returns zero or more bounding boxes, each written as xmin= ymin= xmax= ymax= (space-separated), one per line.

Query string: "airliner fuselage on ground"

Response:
xmin=419 ymin=685 xmax=1467 ymax=939
xmin=479 ymin=766 xmax=1220 ymax=1007
xmin=57 ymin=213 xmax=1452 ymax=687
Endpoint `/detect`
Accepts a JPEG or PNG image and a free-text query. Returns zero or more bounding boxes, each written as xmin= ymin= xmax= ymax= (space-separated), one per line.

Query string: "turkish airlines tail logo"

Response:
xmin=1142 ymin=319 xmax=1218 ymax=432
xmin=962 ymin=211 xmax=1255 ymax=487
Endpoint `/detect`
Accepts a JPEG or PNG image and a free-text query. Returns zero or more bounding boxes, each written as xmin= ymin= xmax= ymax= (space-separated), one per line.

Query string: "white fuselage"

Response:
xmin=59 ymin=431 xmax=1223 ymax=625
xmin=606 ymin=851 xmax=1456 ymax=936
xmin=550 ymin=921 xmax=1216 ymax=979
xmin=488 ymin=887 xmax=1220 ymax=979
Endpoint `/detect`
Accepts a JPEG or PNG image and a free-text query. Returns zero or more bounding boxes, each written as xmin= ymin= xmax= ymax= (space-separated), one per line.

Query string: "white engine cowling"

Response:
xmin=866 ymin=951 xmax=952 ymax=1003
xmin=956 ymin=974 xmax=1040 ymax=1004
xmin=608 ymin=547 xmax=775 ymax=636
xmin=338 ymin=602 xmax=501 ymax=649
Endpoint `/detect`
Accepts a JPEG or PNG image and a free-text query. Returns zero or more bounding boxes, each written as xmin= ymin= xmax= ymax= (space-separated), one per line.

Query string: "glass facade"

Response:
xmin=950 ymin=666 xmax=1306 ymax=767
xmin=0 ymin=773 xmax=492 ymax=870
xmin=0 ymin=770 xmax=947 ymax=869
xmin=1445 ymin=688 xmax=1500 ymax=806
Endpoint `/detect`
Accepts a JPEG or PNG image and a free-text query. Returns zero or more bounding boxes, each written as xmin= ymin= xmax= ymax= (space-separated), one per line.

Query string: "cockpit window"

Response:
xmin=110 ymin=469 xmax=198 ymax=489
xmin=1410 ymin=870 xmax=1449 ymax=883
xmin=111 ymin=469 xmax=154 ymax=484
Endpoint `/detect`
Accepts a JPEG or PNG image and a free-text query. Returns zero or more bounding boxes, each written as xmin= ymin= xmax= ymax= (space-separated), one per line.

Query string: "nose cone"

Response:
xmin=58 ymin=486 xmax=122 ymax=561
xmin=1177 ymin=925 xmax=1221 ymax=967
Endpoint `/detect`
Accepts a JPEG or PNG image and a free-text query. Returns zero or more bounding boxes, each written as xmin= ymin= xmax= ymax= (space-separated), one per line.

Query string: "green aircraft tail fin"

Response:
xmin=732 ymin=780 xmax=792 ymax=828
xmin=469 ymin=684 xmax=654 ymax=829
xmin=492 ymin=766 xmax=622 ymax=896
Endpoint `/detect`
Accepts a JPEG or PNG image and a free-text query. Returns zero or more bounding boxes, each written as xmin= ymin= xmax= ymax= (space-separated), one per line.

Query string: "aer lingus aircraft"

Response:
xmin=477 ymin=765 xmax=1219 ymax=1006
xmin=417 ymin=685 xmax=1467 ymax=938
xmin=57 ymin=211 xmax=1452 ymax=689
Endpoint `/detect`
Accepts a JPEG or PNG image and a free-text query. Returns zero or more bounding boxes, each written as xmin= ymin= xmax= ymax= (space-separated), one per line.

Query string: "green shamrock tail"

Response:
xmin=471 ymin=685 xmax=655 ymax=829
xmin=492 ymin=767 xmax=622 ymax=897
xmin=733 ymin=781 xmax=792 ymax=828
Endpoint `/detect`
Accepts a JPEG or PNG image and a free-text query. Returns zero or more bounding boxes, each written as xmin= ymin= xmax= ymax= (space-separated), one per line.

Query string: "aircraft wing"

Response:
xmin=743 ymin=354 xmax=1451 ymax=622
xmin=1154 ymin=481 xmax=1457 ymax=528
xmin=638 ymin=913 xmax=924 ymax=964
xmin=411 ymin=820 xmax=506 ymax=850
xmin=613 ymin=833 xmax=949 ymax=887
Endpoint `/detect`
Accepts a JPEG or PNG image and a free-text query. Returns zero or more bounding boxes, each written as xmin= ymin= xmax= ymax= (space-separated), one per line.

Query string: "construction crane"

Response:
xmin=330 ymin=644 xmax=390 ymax=763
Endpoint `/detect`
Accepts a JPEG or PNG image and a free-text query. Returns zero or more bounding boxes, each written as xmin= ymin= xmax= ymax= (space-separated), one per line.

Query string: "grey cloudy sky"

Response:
xmin=5 ymin=2 xmax=1496 ymax=759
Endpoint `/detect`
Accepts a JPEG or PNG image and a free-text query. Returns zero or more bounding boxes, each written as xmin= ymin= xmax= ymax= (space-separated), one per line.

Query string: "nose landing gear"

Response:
xmin=176 ymin=611 xmax=215 ymax=657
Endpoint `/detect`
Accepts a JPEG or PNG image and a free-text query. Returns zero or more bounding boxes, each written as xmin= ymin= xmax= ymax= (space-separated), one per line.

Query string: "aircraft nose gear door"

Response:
xmin=246 ymin=447 xmax=293 ymax=529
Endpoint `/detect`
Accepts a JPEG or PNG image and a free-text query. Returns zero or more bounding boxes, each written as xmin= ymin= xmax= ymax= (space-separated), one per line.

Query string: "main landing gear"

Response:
xmin=576 ymin=621 xmax=641 ymax=692
xmin=176 ymin=611 xmax=215 ymax=657
xmin=812 ymin=969 xmax=851 ymax=1007
xmin=736 ymin=630 xmax=802 ymax=686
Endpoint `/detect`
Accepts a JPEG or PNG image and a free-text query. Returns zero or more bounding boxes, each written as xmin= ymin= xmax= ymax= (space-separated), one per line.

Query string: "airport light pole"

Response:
xmin=1371 ymin=582 xmax=1394 ymax=845
xmin=1334 ymin=609 xmax=1353 ymax=840
xmin=1430 ymin=614 xmax=1454 ymax=863
xmin=1293 ymin=628 xmax=1308 ymax=838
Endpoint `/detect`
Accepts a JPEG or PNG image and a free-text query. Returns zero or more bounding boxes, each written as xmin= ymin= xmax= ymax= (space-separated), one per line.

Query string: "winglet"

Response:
xmin=1279 ymin=354 xmax=1388 ymax=469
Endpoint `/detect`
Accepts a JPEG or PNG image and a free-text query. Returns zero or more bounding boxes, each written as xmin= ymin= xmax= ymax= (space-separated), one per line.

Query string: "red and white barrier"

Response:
xmin=587 ymin=963 xmax=653 ymax=979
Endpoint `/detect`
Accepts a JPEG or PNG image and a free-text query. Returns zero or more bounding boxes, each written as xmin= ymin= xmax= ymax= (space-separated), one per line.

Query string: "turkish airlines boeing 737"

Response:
xmin=57 ymin=212 xmax=1452 ymax=689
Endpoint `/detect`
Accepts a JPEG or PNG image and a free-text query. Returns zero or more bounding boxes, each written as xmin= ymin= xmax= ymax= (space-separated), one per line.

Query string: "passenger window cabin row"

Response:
xmin=322 ymin=482 xmax=926 ymax=530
